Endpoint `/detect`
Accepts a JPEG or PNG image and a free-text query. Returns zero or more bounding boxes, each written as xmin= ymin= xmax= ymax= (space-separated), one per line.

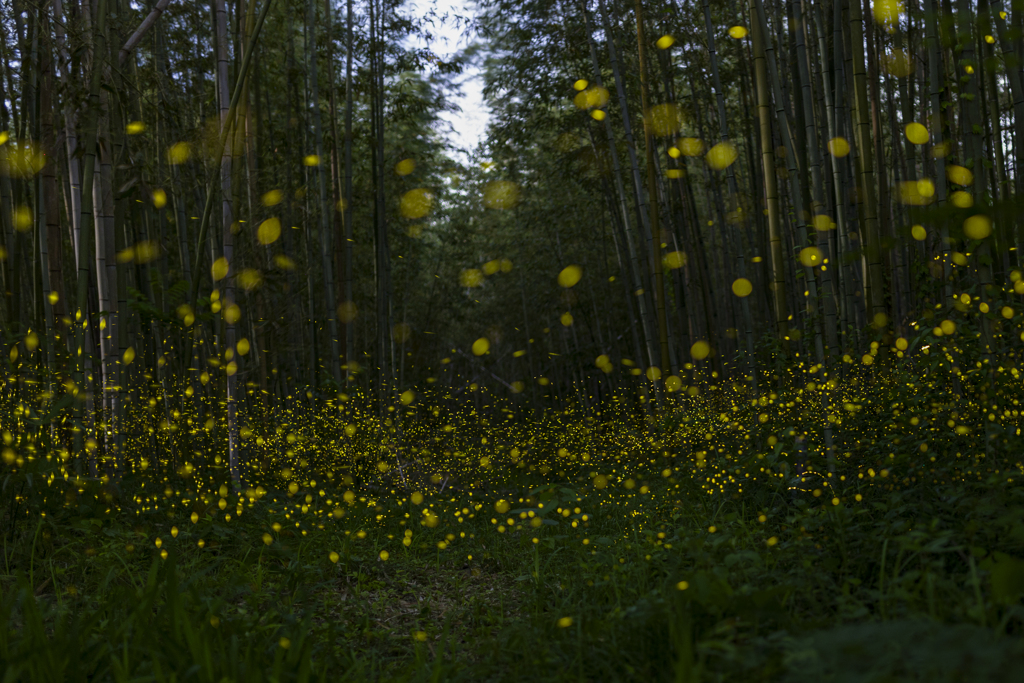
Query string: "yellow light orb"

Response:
xmin=260 ymin=190 xmax=282 ymax=208
xmin=166 ymin=142 xmax=191 ymax=165
xmin=679 ymin=137 xmax=704 ymax=156
xmin=799 ymin=246 xmax=823 ymax=267
xmin=558 ymin=265 xmax=583 ymax=288
xmin=585 ymin=86 xmax=610 ymax=108
xmin=649 ymin=103 xmax=681 ymax=137
xmin=947 ymin=165 xmax=973 ymax=186
xmin=459 ymin=268 xmax=484 ymax=288
xmin=963 ymin=214 xmax=992 ymax=240
xmin=400 ymin=188 xmax=434 ymax=219
xmin=706 ymin=142 xmax=738 ymax=170
xmin=337 ymin=301 xmax=358 ymax=322
xmin=905 ymin=122 xmax=929 ymax=144
xmin=872 ymin=0 xmax=904 ymax=31
xmin=828 ymin=137 xmax=850 ymax=157
xmin=482 ymin=180 xmax=521 ymax=210
xmin=883 ymin=50 xmax=913 ymax=77
xmin=256 ymin=217 xmax=281 ymax=245
xmin=663 ymin=251 xmax=687 ymax=269
xmin=950 ymin=191 xmax=973 ymax=208
xmin=732 ymin=278 xmax=753 ymax=297
xmin=211 ymin=257 xmax=229 ymax=281
xmin=395 ymin=158 xmax=416 ymax=176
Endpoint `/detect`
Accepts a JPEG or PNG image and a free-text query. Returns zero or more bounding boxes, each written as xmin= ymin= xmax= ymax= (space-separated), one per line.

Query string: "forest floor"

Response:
xmin=2 ymin=367 xmax=1024 ymax=681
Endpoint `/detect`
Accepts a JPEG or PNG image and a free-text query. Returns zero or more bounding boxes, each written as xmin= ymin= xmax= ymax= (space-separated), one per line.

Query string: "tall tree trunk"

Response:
xmin=992 ymin=0 xmax=1024 ymax=257
xmin=343 ymin=0 xmax=355 ymax=379
xmin=39 ymin=12 xmax=65 ymax=328
xmin=753 ymin=0 xmax=827 ymax=367
xmin=215 ymin=0 xmax=241 ymax=488
xmin=307 ymin=0 xmax=341 ymax=387
xmin=925 ymin=0 xmax=953 ymax=299
xmin=814 ymin=0 xmax=854 ymax=347
xmin=750 ymin=0 xmax=788 ymax=343
xmin=956 ymin=0 xmax=994 ymax=346
xmin=702 ymin=0 xmax=757 ymax=389
xmin=849 ymin=0 xmax=888 ymax=326
xmin=597 ymin=0 xmax=660 ymax=370
xmin=580 ymin=2 xmax=658 ymax=373
xmin=370 ymin=0 xmax=392 ymax=398
xmin=74 ymin=0 xmax=108 ymax=461
xmin=792 ymin=0 xmax=839 ymax=360
xmin=633 ymin=0 xmax=670 ymax=376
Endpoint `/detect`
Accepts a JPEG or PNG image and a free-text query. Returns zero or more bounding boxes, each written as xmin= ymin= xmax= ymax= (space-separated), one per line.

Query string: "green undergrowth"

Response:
xmin=3 ymin=355 xmax=1024 ymax=681
xmin=3 ymin=470 xmax=1023 ymax=682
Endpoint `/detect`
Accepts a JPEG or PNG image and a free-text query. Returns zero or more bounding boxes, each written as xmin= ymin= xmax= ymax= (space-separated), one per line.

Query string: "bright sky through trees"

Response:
xmin=409 ymin=0 xmax=490 ymax=154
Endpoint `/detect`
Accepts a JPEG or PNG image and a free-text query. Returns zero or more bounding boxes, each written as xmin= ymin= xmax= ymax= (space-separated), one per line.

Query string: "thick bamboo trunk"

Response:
xmin=597 ymin=0 xmax=660 ymax=369
xmin=215 ymin=0 xmax=241 ymax=487
xmin=956 ymin=0 xmax=994 ymax=352
xmin=39 ymin=17 xmax=65 ymax=328
xmin=814 ymin=1 xmax=852 ymax=344
xmin=343 ymin=0 xmax=355 ymax=379
xmin=325 ymin=0 xmax=346 ymax=378
xmin=585 ymin=127 xmax=651 ymax=385
xmin=29 ymin=5 xmax=57 ymax=413
xmin=633 ymin=0 xmax=670 ymax=377
xmin=580 ymin=2 xmax=658 ymax=369
xmin=924 ymin=0 xmax=953 ymax=299
xmin=750 ymin=0 xmax=788 ymax=343
xmin=306 ymin=0 xmax=341 ymax=387
xmin=74 ymin=0 xmax=107 ymax=460
xmin=701 ymin=0 xmax=757 ymax=388
xmin=792 ymin=0 xmax=839 ymax=360
xmin=752 ymin=0 xmax=827 ymax=366
xmin=849 ymin=0 xmax=887 ymax=325
xmin=96 ymin=96 xmax=119 ymax=454
xmin=992 ymin=0 xmax=1024 ymax=257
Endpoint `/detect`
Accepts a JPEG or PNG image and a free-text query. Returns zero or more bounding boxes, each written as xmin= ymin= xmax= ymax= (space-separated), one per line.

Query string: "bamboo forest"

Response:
xmin=3 ymin=0 xmax=1024 ymax=679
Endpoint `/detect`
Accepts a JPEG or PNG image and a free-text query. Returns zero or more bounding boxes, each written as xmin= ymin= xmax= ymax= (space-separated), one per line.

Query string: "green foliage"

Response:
xmin=3 ymin=343 xmax=1024 ymax=680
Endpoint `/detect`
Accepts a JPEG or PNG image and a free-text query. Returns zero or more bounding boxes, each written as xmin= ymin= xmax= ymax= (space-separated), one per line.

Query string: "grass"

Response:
xmin=3 ymin=346 xmax=1024 ymax=681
